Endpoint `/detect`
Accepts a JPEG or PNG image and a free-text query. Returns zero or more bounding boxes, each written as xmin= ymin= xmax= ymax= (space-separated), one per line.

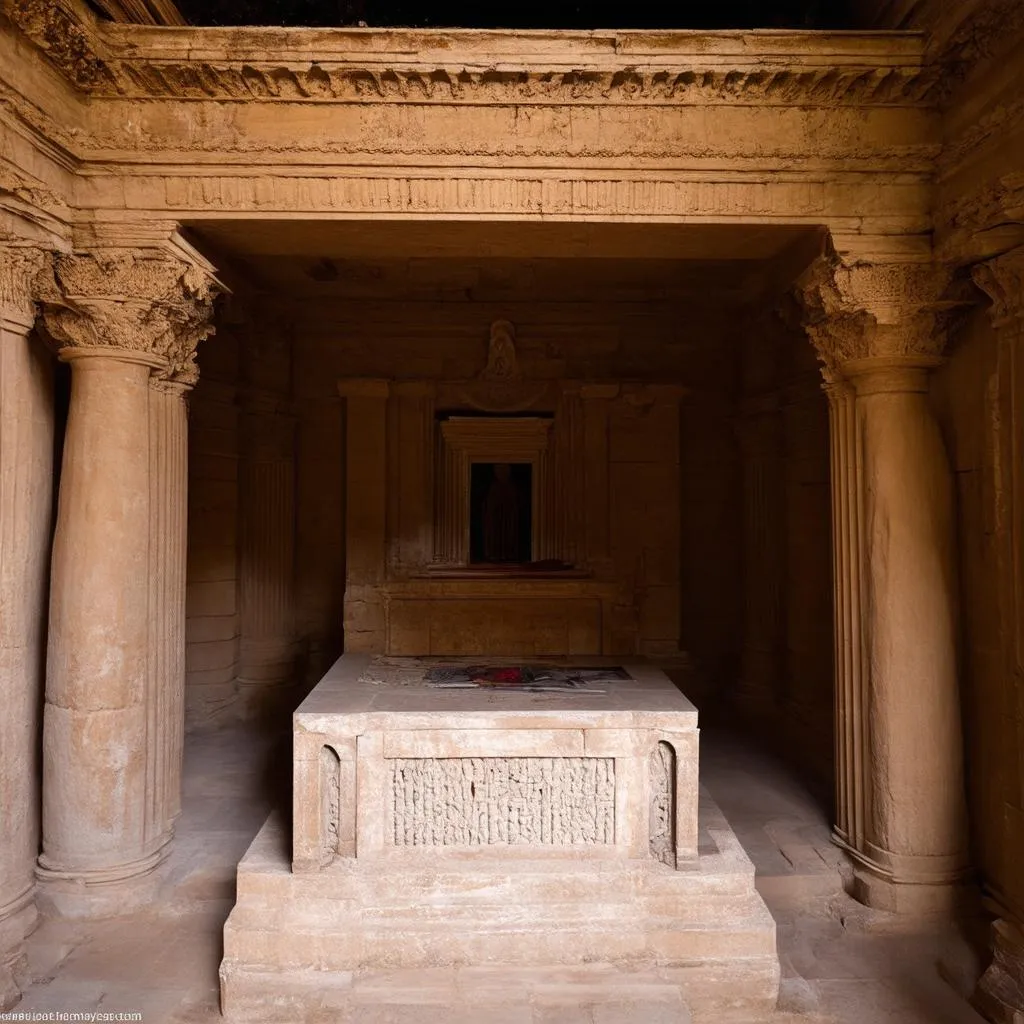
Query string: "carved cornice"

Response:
xmin=37 ymin=248 xmax=221 ymax=384
xmin=972 ymin=248 xmax=1024 ymax=328
xmin=795 ymin=252 xmax=952 ymax=377
xmin=0 ymin=242 xmax=46 ymax=324
xmin=0 ymin=6 xmax=940 ymax=109
xmin=87 ymin=61 xmax=942 ymax=107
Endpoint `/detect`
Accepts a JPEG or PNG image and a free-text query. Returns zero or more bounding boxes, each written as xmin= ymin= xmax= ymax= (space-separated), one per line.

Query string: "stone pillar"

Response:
xmin=971 ymin=248 xmax=1024 ymax=1023
xmin=146 ymin=380 xmax=190 ymax=831
xmin=735 ymin=401 xmax=786 ymax=716
xmin=580 ymin=383 xmax=618 ymax=574
xmin=35 ymin=246 xmax=218 ymax=915
xmin=0 ymin=245 xmax=52 ymax=1007
xmin=237 ymin=393 xmax=298 ymax=716
xmin=339 ymin=379 xmax=389 ymax=652
xmin=799 ymin=257 xmax=969 ymax=915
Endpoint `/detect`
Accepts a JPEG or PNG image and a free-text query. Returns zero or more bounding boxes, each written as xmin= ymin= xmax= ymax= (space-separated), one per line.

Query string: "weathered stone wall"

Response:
xmin=732 ymin=308 xmax=834 ymax=794
xmin=184 ymin=324 xmax=242 ymax=725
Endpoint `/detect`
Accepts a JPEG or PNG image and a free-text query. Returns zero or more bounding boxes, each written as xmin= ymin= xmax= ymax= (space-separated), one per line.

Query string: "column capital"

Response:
xmin=38 ymin=246 xmax=222 ymax=386
xmin=0 ymin=243 xmax=49 ymax=329
xmin=972 ymin=247 xmax=1024 ymax=329
xmin=795 ymin=254 xmax=953 ymax=381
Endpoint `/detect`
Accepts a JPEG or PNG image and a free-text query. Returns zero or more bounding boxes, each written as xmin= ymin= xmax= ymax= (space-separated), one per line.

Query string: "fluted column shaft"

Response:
xmin=0 ymin=246 xmax=52 ymax=1008
xmin=147 ymin=381 xmax=190 ymax=833
xmin=35 ymin=244 xmax=219 ymax=916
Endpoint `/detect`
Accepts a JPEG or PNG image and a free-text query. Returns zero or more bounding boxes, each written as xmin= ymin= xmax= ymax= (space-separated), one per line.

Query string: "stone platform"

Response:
xmin=220 ymin=655 xmax=780 ymax=1021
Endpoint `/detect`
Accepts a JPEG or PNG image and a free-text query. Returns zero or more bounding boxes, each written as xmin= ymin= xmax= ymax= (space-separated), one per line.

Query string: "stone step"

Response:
xmin=223 ymin=913 xmax=777 ymax=969
xmin=220 ymin=961 xmax=781 ymax=1023
xmin=225 ymin=889 xmax=773 ymax=929
xmin=236 ymin=860 xmax=757 ymax=902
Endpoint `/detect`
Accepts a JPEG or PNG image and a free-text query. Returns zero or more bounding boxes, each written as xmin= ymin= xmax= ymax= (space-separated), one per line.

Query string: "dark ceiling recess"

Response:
xmin=172 ymin=0 xmax=854 ymax=29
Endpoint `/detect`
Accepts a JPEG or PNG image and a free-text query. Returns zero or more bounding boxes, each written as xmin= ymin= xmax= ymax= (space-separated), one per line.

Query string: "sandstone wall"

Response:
xmin=732 ymin=311 xmax=834 ymax=796
xmin=184 ymin=325 xmax=242 ymax=725
xmin=931 ymin=311 xmax=1006 ymax=912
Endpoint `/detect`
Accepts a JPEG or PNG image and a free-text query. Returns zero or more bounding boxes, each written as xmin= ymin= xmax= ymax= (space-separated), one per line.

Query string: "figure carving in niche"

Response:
xmin=471 ymin=462 xmax=532 ymax=563
xmin=481 ymin=320 xmax=518 ymax=381
xmin=459 ymin=320 xmax=547 ymax=412
xmin=650 ymin=741 xmax=676 ymax=867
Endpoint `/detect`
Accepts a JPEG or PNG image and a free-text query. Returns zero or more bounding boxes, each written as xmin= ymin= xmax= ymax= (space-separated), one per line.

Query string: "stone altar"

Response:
xmin=220 ymin=655 xmax=779 ymax=1021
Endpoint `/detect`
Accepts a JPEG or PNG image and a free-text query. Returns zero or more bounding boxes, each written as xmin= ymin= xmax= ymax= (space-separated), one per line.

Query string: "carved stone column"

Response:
xmin=971 ymin=248 xmax=1024 ymax=1023
xmin=735 ymin=400 xmax=786 ymax=716
xmin=799 ymin=257 xmax=969 ymax=915
xmin=35 ymin=246 xmax=218 ymax=915
xmin=0 ymin=245 xmax=52 ymax=1007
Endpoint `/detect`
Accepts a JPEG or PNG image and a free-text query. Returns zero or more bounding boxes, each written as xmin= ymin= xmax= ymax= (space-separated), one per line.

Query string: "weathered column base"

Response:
xmin=837 ymin=839 xmax=971 ymax=918
xmin=35 ymin=844 xmax=171 ymax=918
xmin=974 ymin=921 xmax=1024 ymax=1024
xmin=0 ymin=889 xmax=38 ymax=1010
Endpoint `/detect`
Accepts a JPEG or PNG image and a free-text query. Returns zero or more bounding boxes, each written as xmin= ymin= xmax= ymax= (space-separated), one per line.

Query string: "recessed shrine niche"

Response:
xmin=338 ymin=320 xmax=685 ymax=659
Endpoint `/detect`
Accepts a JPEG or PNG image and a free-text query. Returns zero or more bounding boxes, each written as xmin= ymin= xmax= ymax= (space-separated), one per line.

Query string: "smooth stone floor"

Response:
xmin=13 ymin=723 xmax=988 ymax=1024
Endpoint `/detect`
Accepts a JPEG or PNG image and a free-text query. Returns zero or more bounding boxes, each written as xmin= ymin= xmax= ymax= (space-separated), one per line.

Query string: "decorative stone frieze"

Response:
xmin=38 ymin=249 xmax=220 ymax=383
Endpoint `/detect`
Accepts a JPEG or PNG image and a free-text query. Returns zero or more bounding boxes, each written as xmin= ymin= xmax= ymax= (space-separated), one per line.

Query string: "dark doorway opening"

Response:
xmin=470 ymin=462 xmax=532 ymax=564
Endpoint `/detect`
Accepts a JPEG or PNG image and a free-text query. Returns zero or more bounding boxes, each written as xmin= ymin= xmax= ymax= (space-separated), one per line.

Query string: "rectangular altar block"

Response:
xmin=290 ymin=656 xmax=699 ymax=870
xmin=222 ymin=655 xmax=779 ymax=1023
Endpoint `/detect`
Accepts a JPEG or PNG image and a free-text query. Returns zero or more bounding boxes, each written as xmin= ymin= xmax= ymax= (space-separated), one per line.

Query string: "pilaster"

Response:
xmin=735 ymin=397 xmax=786 ymax=717
xmin=971 ymin=247 xmax=1024 ymax=1024
xmin=339 ymin=378 xmax=390 ymax=652
xmin=797 ymin=254 xmax=969 ymax=916
xmin=35 ymin=241 xmax=220 ymax=916
xmin=237 ymin=388 xmax=298 ymax=716
xmin=0 ymin=243 xmax=52 ymax=1008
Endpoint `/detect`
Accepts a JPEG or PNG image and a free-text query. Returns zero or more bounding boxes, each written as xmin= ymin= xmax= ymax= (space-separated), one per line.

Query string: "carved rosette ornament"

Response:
xmin=37 ymin=249 xmax=221 ymax=385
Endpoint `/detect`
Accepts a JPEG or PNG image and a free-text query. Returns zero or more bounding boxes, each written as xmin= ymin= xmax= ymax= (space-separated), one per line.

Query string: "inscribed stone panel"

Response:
xmin=389 ymin=756 xmax=615 ymax=846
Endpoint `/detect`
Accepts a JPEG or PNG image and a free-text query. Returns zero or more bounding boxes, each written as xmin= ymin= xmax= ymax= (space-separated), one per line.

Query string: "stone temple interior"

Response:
xmin=2 ymin=0 xmax=1024 ymax=1022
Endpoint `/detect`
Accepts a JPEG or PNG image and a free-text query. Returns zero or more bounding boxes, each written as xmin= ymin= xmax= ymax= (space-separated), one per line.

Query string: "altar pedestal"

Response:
xmin=220 ymin=656 xmax=779 ymax=1022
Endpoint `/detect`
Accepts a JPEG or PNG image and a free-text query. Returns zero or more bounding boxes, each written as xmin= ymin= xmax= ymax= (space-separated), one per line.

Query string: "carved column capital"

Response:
xmin=0 ymin=244 xmax=48 ymax=328
xmin=796 ymin=255 xmax=953 ymax=380
xmin=38 ymin=249 xmax=221 ymax=385
xmin=973 ymin=247 xmax=1024 ymax=329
